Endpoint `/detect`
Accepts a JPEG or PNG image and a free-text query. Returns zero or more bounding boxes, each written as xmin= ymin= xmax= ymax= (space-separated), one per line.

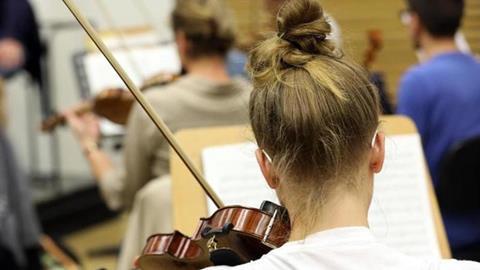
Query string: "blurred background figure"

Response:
xmin=0 ymin=130 xmax=42 ymax=270
xmin=397 ymin=0 xmax=480 ymax=260
xmin=0 ymin=0 xmax=43 ymax=269
xmin=0 ymin=0 xmax=42 ymax=80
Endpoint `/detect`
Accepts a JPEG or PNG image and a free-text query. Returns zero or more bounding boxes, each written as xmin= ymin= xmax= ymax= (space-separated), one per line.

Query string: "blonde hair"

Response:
xmin=248 ymin=0 xmax=380 ymax=215
xmin=172 ymin=0 xmax=235 ymax=57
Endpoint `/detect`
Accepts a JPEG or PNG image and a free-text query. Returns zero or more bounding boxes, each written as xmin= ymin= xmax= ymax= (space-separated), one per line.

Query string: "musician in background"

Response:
xmin=65 ymin=0 xmax=251 ymax=268
xmin=397 ymin=0 xmax=480 ymax=259
xmin=0 ymin=0 xmax=42 ymax=269
xmin=206 ymin=0 xmax=479 ymax=268
xmin=0 ymin=0 xmax=42 ymax=80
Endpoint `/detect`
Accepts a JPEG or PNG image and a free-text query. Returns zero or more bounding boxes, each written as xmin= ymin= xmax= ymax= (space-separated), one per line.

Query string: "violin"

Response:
xmin=61 ymin=1 xmax=291 ymax=269
xmin=40 ymin=73 xmax=178 ymax=132
xmin=362 ymin=30 xmax=393 ymax=115
xmin=363 ymin=29 xmax=383 ymax=70
xmin=137 ymin=202 xmax=290 ymax=269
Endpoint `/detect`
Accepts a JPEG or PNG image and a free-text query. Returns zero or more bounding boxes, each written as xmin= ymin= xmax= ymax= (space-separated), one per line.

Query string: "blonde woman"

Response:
xmin=206 ymin=0 xmax=480 ymax=269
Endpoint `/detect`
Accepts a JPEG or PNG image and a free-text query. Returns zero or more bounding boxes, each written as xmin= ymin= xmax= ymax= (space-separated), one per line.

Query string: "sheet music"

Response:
xmin=89 ymin=30 xmax=161 ymax=50
xmin=81 ymin=44 xmax=181 ymax=136
xmin=368 ymin=134 xmax=440 ymax=258
xmin=202 ymin=143 xmax=279 ymax=211
xmin=201 ymin=134 xmax=441 ymax=258
xmin=83 ymin=44 xmax=181 ymax=95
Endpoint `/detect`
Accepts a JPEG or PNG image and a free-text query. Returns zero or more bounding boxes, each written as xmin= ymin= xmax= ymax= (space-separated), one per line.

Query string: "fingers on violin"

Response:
xmin=63 ymin=112 xmax=83 ymax=132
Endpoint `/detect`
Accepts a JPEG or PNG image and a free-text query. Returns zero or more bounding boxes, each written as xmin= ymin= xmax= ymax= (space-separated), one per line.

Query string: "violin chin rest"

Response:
xmin=210 ymin=248 xmax=246 ymax=266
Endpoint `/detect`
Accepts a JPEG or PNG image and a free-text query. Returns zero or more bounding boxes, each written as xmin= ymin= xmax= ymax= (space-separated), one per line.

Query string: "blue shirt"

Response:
xmin=226 ymin=49 xmax=248 ymax=79
xmin=397 ymin=52 xmax=480 ymax=249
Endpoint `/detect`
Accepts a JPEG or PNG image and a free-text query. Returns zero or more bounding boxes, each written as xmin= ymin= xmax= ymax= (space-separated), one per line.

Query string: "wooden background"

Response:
xmin=227 ymin=0 xmax=480 ymax=106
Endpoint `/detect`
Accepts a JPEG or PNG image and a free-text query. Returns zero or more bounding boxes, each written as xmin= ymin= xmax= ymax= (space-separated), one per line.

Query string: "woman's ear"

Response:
xmin=409 ymin=13 xmax=423 ymax=49
xmin=370 ymin=132 xmax=385 ymax=173
xmin=255 ymin=149 xmax=279 ymax=189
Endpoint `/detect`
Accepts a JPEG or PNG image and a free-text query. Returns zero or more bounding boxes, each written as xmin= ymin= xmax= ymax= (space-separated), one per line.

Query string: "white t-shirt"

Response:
xmin=204 ymin=227 xmax=480 ymax=270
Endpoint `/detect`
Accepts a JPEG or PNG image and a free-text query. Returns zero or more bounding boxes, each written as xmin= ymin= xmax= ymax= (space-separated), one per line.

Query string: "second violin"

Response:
xmin=41 ymin=73 xmax=178 ymax=132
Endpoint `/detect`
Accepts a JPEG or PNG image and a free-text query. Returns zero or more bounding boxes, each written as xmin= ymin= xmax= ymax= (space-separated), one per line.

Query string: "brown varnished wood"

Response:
xmin=363 ymin=30 xmax=383 ymax=70
xmin=40 ymin=74 xmax=178 ymax=133
xmin=40 ymin=88 xmax=130 ymax=132
xmin=137 ymin=205 xmax=290 ymax=270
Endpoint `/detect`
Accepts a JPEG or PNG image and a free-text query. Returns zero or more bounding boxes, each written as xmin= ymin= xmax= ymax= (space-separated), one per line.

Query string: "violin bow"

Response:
xmin=62 ymin=0 xmax=225 ymax=208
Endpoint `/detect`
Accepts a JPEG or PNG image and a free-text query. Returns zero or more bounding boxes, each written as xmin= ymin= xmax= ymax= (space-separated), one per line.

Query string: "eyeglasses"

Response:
xmin=399 ymin=9 xmax=413 ymax=26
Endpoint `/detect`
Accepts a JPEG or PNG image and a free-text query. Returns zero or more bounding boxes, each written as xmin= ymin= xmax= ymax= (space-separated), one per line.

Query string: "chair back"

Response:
xmin=438 ymin=136 xmax=480 ymax=212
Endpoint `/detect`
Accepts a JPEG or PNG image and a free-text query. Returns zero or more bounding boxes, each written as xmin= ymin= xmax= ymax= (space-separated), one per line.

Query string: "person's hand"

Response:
xmin=64 ymin=110 xmax=100 ymax=150
xmin=0 ymin=38 xmax=25 ymax=71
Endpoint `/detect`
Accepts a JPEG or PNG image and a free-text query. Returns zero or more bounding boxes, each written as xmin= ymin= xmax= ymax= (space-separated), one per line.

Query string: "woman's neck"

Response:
xmin=184 ymin=56 xmax=230 ymax=83
xmin=287 ymin=184 xmax=371 ymax=241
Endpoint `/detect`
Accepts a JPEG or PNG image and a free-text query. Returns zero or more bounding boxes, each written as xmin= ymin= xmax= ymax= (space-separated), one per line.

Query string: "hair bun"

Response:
xmin=277 ymin=0 xmax=335 ymax=59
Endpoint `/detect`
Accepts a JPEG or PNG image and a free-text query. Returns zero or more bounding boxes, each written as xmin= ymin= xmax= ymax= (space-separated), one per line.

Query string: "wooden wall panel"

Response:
xmin=464 ymin=0 xmax=480 ymax=54
xmin=226 ymin=0 xmax=480 ymax=106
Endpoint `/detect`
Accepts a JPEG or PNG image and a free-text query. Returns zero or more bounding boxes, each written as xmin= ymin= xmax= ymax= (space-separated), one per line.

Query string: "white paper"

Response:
xmin=83 ymin=44 xmax=181 ymax=95
xmin=201 ymin=134 xmax=441 ymax=258
xmin=91 ymin=31 xmax=161 ymax=50
xmin=202 ymin=143 xmax=279 ymax=212
xmin=368 ymin=134 xmax=441 ymax=258
xmin=82 ymin=44 xmax=181 ymax=136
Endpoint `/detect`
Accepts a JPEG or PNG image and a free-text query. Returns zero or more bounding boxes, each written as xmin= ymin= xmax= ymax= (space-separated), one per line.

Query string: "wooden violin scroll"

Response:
xmin=363 ymin=29 xmax=383 ymax=70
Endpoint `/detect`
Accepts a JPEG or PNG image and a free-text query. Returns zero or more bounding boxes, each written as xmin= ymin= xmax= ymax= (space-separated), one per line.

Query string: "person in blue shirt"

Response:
xmin=397 ymin=0 xmax=480 ymax=260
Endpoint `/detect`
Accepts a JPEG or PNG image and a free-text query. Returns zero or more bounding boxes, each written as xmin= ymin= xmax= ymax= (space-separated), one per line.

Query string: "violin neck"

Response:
xmin=41 ymin=102 xmax=92 ymax=132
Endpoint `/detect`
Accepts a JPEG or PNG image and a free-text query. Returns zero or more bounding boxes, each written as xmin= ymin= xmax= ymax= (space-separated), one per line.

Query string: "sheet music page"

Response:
xmin=82 ymin=44 xmax=181 ymax=136
xmin=93 ymin=31 xmax=161 ymax=50
xmin=83 ymin=44 xmax=181 ymax=95
xmin=202 ymin=143 xmax=279 ymax=212
xmin=201 ymin=134 xmax=441 ymax=258
xmin=368 ymin=134 xmax=441 ymax=258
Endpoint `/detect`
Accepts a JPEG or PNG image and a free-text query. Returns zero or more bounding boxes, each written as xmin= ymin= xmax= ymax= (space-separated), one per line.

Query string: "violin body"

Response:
xmin=40 ymin=88 xmax=130 ymax=132
xmin=137 ymin=201 xmax=290 ymax=270
xmin=92 ymin=88 xmax=135 ymax=125
xmin=139 ymin=231 xmax=210 ymax=270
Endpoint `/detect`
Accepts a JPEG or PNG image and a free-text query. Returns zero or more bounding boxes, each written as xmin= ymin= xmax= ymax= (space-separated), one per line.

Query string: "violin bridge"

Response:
xmin=207 ymin=235 xmax=218 ymax=252
xmin=262 ymin=209 xmax=278 ymax=248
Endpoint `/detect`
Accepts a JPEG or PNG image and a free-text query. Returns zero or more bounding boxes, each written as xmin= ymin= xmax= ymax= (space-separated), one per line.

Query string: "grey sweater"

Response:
xmin=98 ymin=74 xmax=251 ymax=210
xmin=0 ymin=129 xmax=41 ymax=266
